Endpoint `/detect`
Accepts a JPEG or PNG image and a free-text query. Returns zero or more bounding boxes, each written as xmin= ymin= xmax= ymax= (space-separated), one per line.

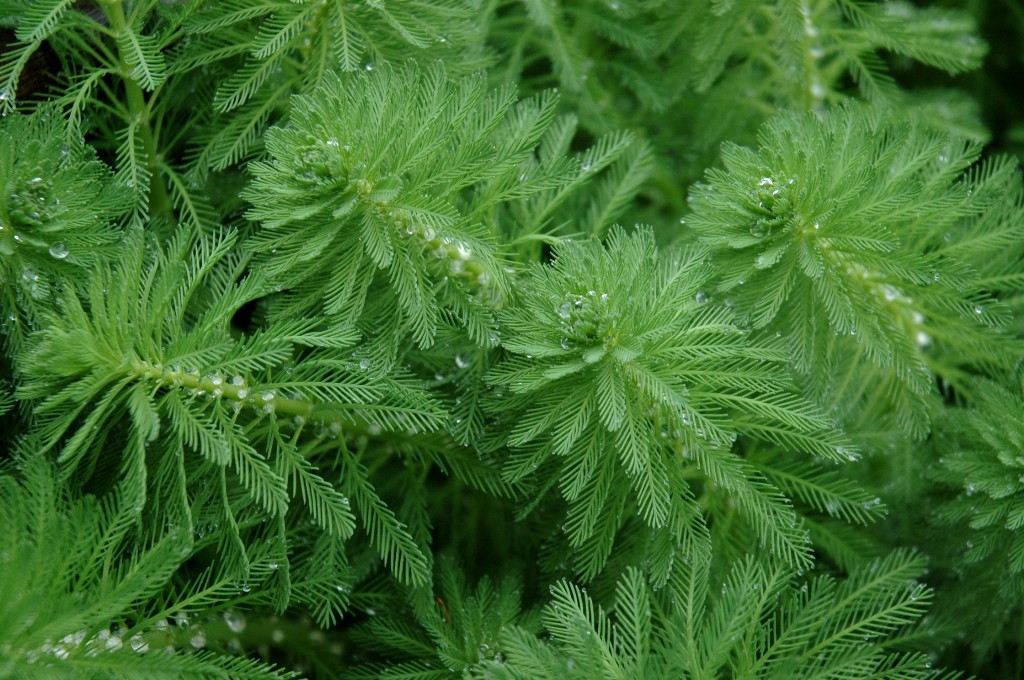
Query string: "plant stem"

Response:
xmin=101 ymin=0 xmax=173 ymax=220
xmin=133 ymin=360 xmax=315 ymax=420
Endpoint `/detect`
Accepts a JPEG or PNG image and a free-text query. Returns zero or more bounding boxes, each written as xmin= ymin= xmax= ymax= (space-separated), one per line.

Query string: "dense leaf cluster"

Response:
xmin=0 ymin=1 xmax=1022 ymax=678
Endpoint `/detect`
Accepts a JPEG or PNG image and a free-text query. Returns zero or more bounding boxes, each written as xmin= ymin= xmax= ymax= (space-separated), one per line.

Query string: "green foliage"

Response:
xmin=685 ymin=105 xmax=1024 ymax=438
xmin=342 ymin=547 xmax=952 ymax=680
xmin=14 ymin=222 xmax=446 ymax=592
xmin=489 ymin=551 xmax=949 ymax=680
xmin=486 ymin=226 xmax=852 ymax=577
xmin=0 ymin=109 xmax=127 ymax=349
xmin=0 ymin=1 xmax=1022 ymax=678
xmin=345 ymin=558 xmax=527 ymax=677
xmin=177 ymin=0 xmax=488 ymax=175
xmin=0 ymin=456 xmax=294 ymax=678
xmin=930 ymin=373 xmax=1024 ymax=657
xmin=244 ymin=63 xmax=572 ymax=349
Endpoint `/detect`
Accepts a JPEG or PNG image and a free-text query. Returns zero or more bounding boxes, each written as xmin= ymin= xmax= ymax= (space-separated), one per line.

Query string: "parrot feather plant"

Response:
xmin=0 ymin=0 xmax=1022 ymax=678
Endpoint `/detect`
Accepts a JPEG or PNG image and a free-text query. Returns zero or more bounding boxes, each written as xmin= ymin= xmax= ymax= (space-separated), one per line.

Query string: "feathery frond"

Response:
xmin=486 ymin=226 xmax=855 ymax=577
xmin=244 ymin=63 xmax=577 ymax=349
xmin=685 ymin=105 xmax=1023 ymax=438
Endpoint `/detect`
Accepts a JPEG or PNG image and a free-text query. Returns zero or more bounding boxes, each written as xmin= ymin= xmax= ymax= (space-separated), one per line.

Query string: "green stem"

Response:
xmin=101 ymin=0 xmax=173 ymax=220
xmin=132 ymin=359 xmax=315 ymax=420
xmin=798 ymin=0 xmax=826 ymax=111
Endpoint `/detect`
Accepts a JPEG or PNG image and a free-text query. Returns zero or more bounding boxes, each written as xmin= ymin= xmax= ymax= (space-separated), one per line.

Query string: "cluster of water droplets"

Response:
xmin=7 ymin=173 xmax=64 ymax=230
xmin=40 ymin=608 xmax=303 ymax=660
xmin=835 ymin=445 xmax=861 ymax=463
xmin=1 ymin=227 xmax=70 ymax=292
xmin=26 ymin=617 xmax=213 ymax=663
xmin=555 ymin=289 xmax=613 ymax=349
xmin=373 ymin=203 xmax=495 ymax=289
xmin=147 ymin=363 xmax=295 ymax=417
xmin=746 ymin=175 xmax=798 ymax=241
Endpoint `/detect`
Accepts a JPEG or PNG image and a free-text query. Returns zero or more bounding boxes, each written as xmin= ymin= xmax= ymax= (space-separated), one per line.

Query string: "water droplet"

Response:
xmin=758 ymin=177 xmax=773 ymax=186
xmin=190 ymin=632 xmax=206 ymax=649
xmin=129 ymin=635 xmax=149 ymax=653
xmin=224 ymin=611 xmax=247 ymax=633
xmin=749 ymin=222 xmax=768 ymax=238
xmin=241 ymin=583 xmax=251 ymax=593
xmin=836 ymin=446 xmax=860 ymax=462
xmin=48 ymin=242 xmax=69 ymax=259
xmin=694 ymin=290 xmax=709 ymax=304
xmin=358 ymin=358 xmax=370 ymax=370
xmin=974 ymin=305 xmax=984 ymax=315
xmin=454 ymin=355 xmax=470 ymax=369
xmin=364 ymin=63 xmax=374 ymax=71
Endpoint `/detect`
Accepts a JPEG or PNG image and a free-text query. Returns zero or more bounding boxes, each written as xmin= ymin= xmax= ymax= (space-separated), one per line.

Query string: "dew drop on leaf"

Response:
xmin=48 ymin=242 xmax=68 ymax=259
xmin=224 ymin=611 xmax=247 ymax=633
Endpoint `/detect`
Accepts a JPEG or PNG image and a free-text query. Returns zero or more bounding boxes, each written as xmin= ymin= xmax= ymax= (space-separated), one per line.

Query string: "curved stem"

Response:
xmin=101 ymin=0 xmax=173 ymax=220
